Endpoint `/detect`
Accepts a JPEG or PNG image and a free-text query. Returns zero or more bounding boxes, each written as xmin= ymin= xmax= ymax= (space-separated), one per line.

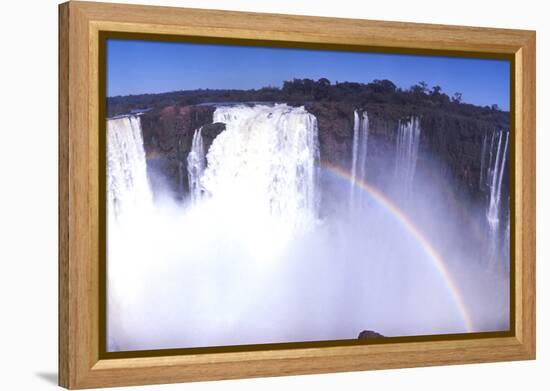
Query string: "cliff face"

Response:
xmin=306 ymin=101 xmax=509 ymax=210
xmin=137 ymin=101 xmax=509 ymax=219
xmin=419 ymin=112 xmax=509 ymax=204
xmin=140 ymin=105 xmax=223 ymax=198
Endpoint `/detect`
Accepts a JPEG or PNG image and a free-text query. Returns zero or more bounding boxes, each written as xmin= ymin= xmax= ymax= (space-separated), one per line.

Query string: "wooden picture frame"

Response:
xmin=59 ymin=1 xmax=536 ymax=389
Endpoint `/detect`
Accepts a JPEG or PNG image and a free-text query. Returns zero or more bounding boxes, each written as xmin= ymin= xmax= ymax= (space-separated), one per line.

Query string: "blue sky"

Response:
xmin=107 ymin=39 xmax=510 ymax=110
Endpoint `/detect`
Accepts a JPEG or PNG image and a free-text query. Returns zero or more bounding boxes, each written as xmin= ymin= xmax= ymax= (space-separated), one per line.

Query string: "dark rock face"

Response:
xmin=358 ymin=330 xmax=385 ymax=340
xmin=140 ymin=105 xmax=225 ymax=199
xmin=306 ymin=101 xmax=355 ymax=168
xmin=418 ymin=113 xmax=508 ymax=203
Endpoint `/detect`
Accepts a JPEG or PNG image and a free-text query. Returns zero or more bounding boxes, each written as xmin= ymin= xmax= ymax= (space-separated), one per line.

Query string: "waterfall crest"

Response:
xmin=107 ymin=115 xmax=152 ymax=219
xmin=202 ymin=104 xmax=320 ymax=230
xmin=187 ymin=127 xmax=205 ymax=204
xmin=394 ymin=117 xmax=421 ymax=196
xmin=349 ymin=110 xmax=369 ymax=211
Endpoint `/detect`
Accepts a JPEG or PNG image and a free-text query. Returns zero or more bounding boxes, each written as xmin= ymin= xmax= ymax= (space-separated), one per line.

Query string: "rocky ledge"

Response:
xmin=358 ymin=330 xmax=385 ymax=340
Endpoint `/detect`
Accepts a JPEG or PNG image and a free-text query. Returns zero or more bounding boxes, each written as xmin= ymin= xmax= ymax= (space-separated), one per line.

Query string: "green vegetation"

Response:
xmin=107 ymin=78 xmax=509 ymax=129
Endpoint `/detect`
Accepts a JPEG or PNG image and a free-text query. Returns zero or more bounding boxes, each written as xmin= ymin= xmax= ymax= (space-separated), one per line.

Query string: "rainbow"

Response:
xmin=322 ymin=162 xmax=475 ymax=333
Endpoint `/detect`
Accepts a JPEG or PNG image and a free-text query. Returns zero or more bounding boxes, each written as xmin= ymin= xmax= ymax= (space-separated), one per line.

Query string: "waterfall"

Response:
xmin=394 ymin=117 xmax=421 ymax=196
xmin=485 ymin=130 xmax=509 ymax=270
xmin=486 ymin=131 xmax=509 ymax=228
xmin=479 ymin=133 xmax=488 ymax=190
xmin=349 ymin=110 xmax=369 ymax=211
xmin=107 ymin=115 xmax=152 ymax=219
xmin=202 ymin=104 xmax=320 ymax=230
xmin=177 ymin=138 xmax=185 ymax=197
xmin=106 ymin=115 xmax=153 ymax=351
xmin=105 ymin=105 xmax=509 ymax=351
xmin=187 ymin=127 xmax=205 ymax=203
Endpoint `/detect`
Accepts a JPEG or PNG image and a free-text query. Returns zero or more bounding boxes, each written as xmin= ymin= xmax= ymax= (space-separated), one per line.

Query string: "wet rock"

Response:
xmin=140 ymin=105 xmax=220 ymax=199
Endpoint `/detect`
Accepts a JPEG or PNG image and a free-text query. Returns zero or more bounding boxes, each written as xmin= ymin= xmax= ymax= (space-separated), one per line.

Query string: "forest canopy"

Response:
xmin=107 ymin=78 xmax=508 ymax=125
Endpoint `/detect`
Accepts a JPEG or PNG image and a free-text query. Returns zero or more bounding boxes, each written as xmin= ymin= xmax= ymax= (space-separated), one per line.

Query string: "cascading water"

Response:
xmin=106 ymin=104 xmax=507 ymax=352
xmin=349 ymin=110 xmax=369 ymax=211
xmin=479 ymin=133 xmax=488 ymax=190
xmin=202 ymin=104 xmax=320 ymax=231
xmin=486 ymin=131 xmax=509 ymax=227
xmin=106 ymin=115 xmax=154 ymax=351
xmin=107 ymin=115 xmax=153 ymax=219
xmin=187 ymin=127 xmax=205 ymax=204
xmin=484 ymin=129 xmax=509 ymax=270
xmin=394 ymin=117 xmax=421 ymax=196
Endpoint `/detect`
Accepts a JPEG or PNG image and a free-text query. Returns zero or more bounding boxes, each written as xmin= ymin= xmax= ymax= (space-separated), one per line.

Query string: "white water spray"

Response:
xmin=479 ymin=133 xmax=488 ymax=190
xmin=485 ymin=130 xmax=509 ymax=270
xmin=394 ymin=117 xmax=421 ymax=196
xmin=203 ymin=104 xmax=320 ymax=230
xmin=106 ymin=115 xmax=154 ymax=351
xmin=349 ymin=110 xmax=369 ymax=210
xmin=486 ymin=131 xmax=509 ymax=227
xmin=105 ymin=106 xmax=507 ymax=352
xmin=187 ymin=127 xmax=205 ymax=204
xmin=504 ymin=208 xmax=511 ymax=272
xmin=107 ymin=115 xmax=152 ymax=219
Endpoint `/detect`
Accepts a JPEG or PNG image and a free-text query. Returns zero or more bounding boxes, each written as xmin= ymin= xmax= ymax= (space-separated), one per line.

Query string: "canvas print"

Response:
xmin=105 ymin=39 xmax=511 ymax=352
